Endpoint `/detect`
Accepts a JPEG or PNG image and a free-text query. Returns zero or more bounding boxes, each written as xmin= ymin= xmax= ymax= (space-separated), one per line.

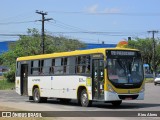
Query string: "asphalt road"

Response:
xmin=0 ymin=83 xmax=160 ymax=120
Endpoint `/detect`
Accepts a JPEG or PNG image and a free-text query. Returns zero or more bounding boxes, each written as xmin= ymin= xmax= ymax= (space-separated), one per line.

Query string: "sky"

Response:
xmin=0 ymin=0 xmax=160 ymax=44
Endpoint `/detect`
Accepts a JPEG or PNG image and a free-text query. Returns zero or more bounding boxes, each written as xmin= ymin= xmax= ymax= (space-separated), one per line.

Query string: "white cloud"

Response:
xmin=86 ymin=4 xmax=121 ymax=14
xmin=86 ymin=4 xmax=99 ymax=13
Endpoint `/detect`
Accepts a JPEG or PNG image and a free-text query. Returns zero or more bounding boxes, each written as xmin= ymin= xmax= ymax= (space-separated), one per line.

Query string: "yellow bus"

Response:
xmin=15 ymin=47 xmax=144 ymax=107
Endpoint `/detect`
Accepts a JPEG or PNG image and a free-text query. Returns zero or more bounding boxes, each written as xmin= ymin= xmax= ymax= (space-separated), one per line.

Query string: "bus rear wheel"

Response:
xmin=111 ymin=100 xmax=122 ymax=106
xmin=80 ymin=89 xmax=92 ymax=107
xmin=33 ymin=88 xmax=42 ymax=103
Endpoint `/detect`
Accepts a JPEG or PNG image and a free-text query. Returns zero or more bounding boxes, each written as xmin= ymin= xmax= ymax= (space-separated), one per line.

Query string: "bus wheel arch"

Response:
xmin=77 ymin=86 xmax=92 ymax=107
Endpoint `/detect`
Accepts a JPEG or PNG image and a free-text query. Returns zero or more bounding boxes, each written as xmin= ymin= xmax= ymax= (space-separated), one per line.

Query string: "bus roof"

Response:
xmin=17 ymin=48 xmax=139 ymax=61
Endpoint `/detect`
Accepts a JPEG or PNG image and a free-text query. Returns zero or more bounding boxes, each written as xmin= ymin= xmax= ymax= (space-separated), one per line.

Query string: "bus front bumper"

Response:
xmin=104 ymin=91 xmax=144 ymax=101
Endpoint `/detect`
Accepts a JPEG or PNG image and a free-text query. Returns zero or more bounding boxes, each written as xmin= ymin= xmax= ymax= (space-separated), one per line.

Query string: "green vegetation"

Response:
xmin=0 ymin=80 xmax=15 ymax=90
xmin=0 ymin=28 xmax=85 ymax=82
xmin=128 ymin=38 xmax=160 ymax=73
xmin=145 ymin=78 xmax=154 ymax=83
xmin=3 ymin=70 xmax=15 ymax=83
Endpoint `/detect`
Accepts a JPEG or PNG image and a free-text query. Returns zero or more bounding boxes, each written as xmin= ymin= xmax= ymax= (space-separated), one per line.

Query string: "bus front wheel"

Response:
xmin=80 ymin=89 xmax=92 ymax=107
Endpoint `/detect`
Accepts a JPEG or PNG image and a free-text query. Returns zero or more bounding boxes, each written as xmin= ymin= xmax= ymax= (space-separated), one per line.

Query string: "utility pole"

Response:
xmin=36 ymin=10 xmax=53 ymax=54
xmin=148 ymin=30 xmax=158 ymax=78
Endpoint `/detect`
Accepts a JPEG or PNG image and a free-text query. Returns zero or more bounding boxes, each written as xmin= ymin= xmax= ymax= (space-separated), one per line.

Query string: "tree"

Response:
xmin=0 ymin=28 xmax=85 ymax=82
xmin=128 ymin=38 xmax=160 ymax=73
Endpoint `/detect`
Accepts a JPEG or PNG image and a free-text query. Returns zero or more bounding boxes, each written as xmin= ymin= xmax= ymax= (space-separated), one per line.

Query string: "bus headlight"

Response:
xmin=108 ymin=85 xmax=116 ymax=93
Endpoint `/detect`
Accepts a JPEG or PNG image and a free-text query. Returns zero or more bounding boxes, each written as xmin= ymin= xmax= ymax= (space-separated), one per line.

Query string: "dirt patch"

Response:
xmin=0 ymin=106 xmax=18 ymax=111
xmin=0 ymin=76 xmax=3 ymax=80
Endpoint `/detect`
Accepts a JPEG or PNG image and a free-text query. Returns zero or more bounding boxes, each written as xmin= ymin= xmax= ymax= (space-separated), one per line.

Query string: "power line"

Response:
xmin=54 ymin=20 xmax=87 ymax=32
xmin=0 ymin=33 xmax=23 ymax=36
xmin=0 ymin=31 xmax=155 ymax=37
xmin=48 ymin=19 xmax=149 ymax=37
xmin=46 ymin=31 xmax=148 ymax=37
xmin=48 ymin=20 xmax=90 ymax=33
xmin=0 ymin=29 xmax=158 ymax=35
xmin=0 ymin=11 xmax=35 ymax=22
xmin=0 ymin=20 xmax=37 ymax=25
xmin=49 ymin=11 xmax=160 ymax=16
xmin=49 ymin=20 xmax=132 ymax=36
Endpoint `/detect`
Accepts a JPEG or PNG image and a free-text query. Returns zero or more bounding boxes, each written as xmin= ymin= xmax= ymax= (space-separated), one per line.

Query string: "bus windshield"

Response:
xmin=106 ymin=50 xmax=144 ymax=87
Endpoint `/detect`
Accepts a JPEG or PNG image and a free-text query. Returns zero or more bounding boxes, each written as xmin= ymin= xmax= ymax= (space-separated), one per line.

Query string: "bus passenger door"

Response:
xmin=92 ymin=59 xmax=104 ymax=100
xmin=20 ymin=64 xmax=28 ymax=95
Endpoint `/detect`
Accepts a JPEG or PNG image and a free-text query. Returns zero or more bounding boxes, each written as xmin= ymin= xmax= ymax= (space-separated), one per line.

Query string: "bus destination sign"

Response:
xmin=110 ymin=51 xmax=135 ymax=56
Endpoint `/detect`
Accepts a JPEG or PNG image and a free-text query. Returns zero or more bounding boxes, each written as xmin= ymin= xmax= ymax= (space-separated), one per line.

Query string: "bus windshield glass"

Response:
xmin=106 ymin=50 xmax=143 ymax=86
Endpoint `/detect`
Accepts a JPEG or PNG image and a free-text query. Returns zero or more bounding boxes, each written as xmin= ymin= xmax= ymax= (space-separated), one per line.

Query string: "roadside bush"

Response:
xmin=3 ymin=70 xmax=15 ymax=83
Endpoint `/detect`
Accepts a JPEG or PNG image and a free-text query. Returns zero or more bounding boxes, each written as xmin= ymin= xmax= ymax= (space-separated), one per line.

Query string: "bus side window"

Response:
xmin=63 ymin=57 xmax=68 ymax=74
xmin=50 ymin=59 xmax=55 ymax=74
xmin=16 ymin=62 xmax=20 ymax=76
xmin=42 ymin=59 xmax=52 ymax=75
xmin=39 ymin=60 xmax=44 ymax=75
xmin=54 ymin=58 xmax=63 ymax=74
xmin=31 ymin=60 xmax=40 ymax=75
xmin=86 ymin=56 xmax=90 ymax=74
xmin=76 ymin=55 xmax=90 ymax=74
xmin=76 ymin=56 xmax=84 ymax=73
xmin=68 ymin=57 xmax=76 ymax=74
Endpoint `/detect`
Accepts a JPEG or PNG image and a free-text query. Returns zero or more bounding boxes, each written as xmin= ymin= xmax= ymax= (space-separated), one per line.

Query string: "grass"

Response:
xmin=145 ymin=78 xmax=154 ymax=83
xmin=0 ymin=80 xmax=15 ymax=90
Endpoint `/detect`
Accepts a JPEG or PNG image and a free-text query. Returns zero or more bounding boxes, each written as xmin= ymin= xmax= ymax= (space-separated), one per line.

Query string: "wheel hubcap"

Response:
xmin=34 ymin=90 xmax=39 ymax=101
xmin=82 ymin=93 xmax=88 ymax=105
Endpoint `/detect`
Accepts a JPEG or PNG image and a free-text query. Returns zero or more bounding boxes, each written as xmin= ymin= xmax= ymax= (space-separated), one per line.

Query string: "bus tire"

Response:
xmin=29 ymin=96 xmax=33 ymax=100
xmin=111 ymin=100 xmax=122 ymax=106
xmin=33 ymin=88 xmax=42 ymax=103
xmin=80 ymin=89 xmax=92 ymax=107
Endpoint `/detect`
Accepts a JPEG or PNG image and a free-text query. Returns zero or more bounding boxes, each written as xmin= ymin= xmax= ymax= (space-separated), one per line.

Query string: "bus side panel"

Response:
xmin=51 ymin=76 xmax=91 ymax=99
xmin=28 ymin=76 xmax=52 ymax=97
xmin=27 ymin=75 xmax=92 ymax=100
xmin=15 ymin=77 xmax=21 ymax=95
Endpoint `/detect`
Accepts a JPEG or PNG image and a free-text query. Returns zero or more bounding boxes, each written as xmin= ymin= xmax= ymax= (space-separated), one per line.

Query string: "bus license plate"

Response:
xmin=125 ymin=97 xmax=133 ymax=100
